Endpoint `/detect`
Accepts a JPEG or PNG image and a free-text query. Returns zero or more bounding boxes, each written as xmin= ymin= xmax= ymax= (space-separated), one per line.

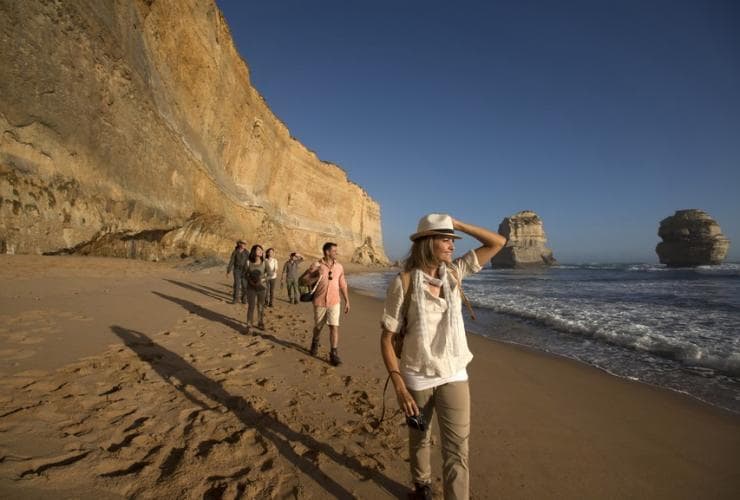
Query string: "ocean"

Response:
xmin=347 ymin=263 xmax=740 ymax=414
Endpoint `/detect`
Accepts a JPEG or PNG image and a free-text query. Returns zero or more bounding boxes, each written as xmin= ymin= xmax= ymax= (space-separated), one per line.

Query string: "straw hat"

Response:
xmin=409 ymin=213 xmax=462 ymax=241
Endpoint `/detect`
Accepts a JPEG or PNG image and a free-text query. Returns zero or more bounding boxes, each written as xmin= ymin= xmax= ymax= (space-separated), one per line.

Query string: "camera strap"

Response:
xmin=379 ymin=374 xmax=394 ymax=425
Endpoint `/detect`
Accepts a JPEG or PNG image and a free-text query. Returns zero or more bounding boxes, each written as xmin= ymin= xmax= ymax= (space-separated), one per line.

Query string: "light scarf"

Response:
xmin=409 ymin=262 xmax=467 ymax=377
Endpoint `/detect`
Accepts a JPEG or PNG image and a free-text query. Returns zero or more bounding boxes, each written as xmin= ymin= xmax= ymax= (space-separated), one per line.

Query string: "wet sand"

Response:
xmin=0 ymin=255 xmax=738 ymax=499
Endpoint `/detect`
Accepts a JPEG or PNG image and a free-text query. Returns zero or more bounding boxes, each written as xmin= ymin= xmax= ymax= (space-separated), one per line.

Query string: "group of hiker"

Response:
xmin=224 ymin=214 xmax=506 ymax=499
xmin=226 ymin=241 xmax=350 ymax=366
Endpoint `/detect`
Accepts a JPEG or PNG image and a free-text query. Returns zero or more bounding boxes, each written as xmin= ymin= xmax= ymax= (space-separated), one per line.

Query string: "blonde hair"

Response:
xmin=403 ymin=236 xmax=440 ymax=272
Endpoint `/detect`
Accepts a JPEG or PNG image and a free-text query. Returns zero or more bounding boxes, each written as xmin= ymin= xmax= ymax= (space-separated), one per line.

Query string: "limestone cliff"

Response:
xmin=491 ymin=210 xmax=556 ymax=268
xmin=0 ymin=0 xmax=387 ymax=264
xmin=656 ymin=209 xmax=729 ymax=267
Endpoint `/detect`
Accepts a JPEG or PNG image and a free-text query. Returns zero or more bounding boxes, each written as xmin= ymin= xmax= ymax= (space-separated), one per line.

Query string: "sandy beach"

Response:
xmin=0 ymin=255 xmax=738 ymax=499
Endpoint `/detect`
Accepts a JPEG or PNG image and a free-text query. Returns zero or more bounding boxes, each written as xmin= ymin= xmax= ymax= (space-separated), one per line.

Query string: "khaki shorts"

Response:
xmin=314 ymin=303 xmax=341 ymax=328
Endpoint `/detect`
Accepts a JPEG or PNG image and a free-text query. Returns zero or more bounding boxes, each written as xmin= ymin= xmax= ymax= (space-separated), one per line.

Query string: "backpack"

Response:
xmin=245 ymin=262 xmax=266 ymax=291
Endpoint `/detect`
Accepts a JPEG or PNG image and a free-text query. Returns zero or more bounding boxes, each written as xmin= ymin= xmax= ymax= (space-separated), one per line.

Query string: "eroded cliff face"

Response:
xmin=0 ymin=0 xmax=387 ymax=264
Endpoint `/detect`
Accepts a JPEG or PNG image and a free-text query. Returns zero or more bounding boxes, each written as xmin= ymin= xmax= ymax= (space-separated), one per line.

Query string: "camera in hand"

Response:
xmin=406 ymin=411 xmax=426 ymax=432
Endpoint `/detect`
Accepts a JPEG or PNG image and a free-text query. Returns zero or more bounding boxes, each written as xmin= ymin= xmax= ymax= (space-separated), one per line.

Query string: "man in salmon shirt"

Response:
xmin=306 ymin=242 xmax=350 ymax=366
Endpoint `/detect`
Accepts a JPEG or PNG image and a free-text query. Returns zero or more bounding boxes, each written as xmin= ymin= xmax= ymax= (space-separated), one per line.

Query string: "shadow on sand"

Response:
xmin=151 ymin=291 xmax=331 ymax=366
xmin=111 ymin=325 xmax=407 ymax=498
xmin=164 ymin=279 xmax=232 ymax=302
xmin=165 ymin=278 xmax=299 ymax=307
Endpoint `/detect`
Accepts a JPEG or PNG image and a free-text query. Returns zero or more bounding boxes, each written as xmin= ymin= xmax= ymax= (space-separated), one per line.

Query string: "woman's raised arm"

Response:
xmin=452 ymin=218 xmax=507 ymax=264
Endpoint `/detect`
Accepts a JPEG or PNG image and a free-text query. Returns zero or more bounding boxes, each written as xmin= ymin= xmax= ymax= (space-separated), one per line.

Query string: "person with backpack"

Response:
xmin=380 ymin=214 xmax=506 ymax=500
xmin=304 ymin=242 xmax=350 ymax=366
xmin=244 ymin=244 xmax=267 ymax=334
xmin=226 ymin=239 xmax=248 ymax=304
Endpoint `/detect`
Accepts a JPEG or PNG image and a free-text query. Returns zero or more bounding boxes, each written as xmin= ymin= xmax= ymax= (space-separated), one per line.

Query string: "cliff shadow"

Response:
xmin=111 ymin=326 xmax=407 ymax=498
xmin=163 ymin=279 xmax=232 ymax=302
xmin=151 ymin=291 xmax=317 ymax=360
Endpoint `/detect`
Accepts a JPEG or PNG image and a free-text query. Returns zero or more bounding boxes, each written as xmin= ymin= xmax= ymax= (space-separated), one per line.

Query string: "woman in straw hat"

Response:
xmin=380 ymin=214 xmax=506 ymax=499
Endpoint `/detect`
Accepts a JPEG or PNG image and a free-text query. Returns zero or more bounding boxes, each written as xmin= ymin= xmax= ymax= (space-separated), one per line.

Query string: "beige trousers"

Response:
xmin=409 ymin=381 xmax=470 ymax=500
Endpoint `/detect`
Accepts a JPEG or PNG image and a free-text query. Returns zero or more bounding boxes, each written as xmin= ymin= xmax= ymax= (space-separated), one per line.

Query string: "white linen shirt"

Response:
xmin=382 ymin=250 xmax=482 ymax=389
xmin=264 ymin=257 xmax=279 ymax=280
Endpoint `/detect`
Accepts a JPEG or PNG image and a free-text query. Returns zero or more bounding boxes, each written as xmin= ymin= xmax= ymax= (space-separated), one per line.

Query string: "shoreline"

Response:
xmin=466 ymin=326 xmax=740 ymax=417
xmin=352 ymin=282 xmax=740 ymax=418
xmin=1 ymin=255 xmax=738 ymax=498
xmin=348 ymin=268 xmax=740 ymax=416
xmin=464 ymin=324 xmax=740 ymax=417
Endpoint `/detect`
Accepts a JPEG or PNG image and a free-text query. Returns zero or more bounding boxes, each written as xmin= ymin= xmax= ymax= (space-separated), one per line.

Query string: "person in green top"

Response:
xmin=244 ymin=244 xmax=267 ymax=334
xmin=281 ymin=252 xmax=304 ymax=304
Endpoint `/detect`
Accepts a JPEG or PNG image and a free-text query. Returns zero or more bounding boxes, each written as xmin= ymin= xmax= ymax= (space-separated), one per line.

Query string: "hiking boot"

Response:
xmin=309 ymin=335 xmax=320 ymax=356
xmin=408 ymin=483 xmax=432 ymax=500
xmin=329 ymin=348 xmax=342 ymax=367
xmin=258 ymin=321 xmax=265 ymax=330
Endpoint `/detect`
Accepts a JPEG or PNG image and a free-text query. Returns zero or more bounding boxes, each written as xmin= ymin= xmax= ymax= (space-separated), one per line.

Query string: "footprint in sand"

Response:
xmin=104 ymin=432 xmax=140 ymax=453
xmin=123 ymin=416 xmax=149 ymax=432
xmin=157 ymin=446 xmax=186 ymax=479
xmin=106 ymin=408 xmax=136 ymax=425
xmin=96 ymin=459 xmax=150 ymax=478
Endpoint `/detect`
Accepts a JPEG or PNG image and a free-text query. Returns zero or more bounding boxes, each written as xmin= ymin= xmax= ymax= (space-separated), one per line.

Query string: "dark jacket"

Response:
xmin=227 ymin=249 xmax=249 ymax=274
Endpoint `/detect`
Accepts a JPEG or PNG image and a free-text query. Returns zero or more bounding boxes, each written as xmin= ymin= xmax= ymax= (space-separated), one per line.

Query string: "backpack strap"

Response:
xmin=394 ymin=271 xmax=413 ymax=352
xmin=399 ymin=271 xmax=412 ymax=317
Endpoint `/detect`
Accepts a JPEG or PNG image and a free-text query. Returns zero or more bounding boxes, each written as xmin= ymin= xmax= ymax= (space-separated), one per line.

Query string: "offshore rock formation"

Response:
xmin=351 ymin=237 xmax=386 ymax=266
xmin=656 ymin=210 xmax=730 ymax=267
xmin=491 ymin=211 xmax=556 ymax=268
xmin=0 ymin=0 xmax=387 ymax=264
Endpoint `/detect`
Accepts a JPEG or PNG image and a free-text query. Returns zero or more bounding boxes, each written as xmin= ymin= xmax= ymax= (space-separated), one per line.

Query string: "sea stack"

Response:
xmin=491 ymin=210 xmax=556 ymax=268
xmin=656 ymin=210 xmax=730 ymax=267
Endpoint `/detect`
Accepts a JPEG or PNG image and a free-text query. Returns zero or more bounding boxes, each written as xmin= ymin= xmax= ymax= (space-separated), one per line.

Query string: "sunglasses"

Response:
xmin=328 ymin=271 xmax=333 ymax=280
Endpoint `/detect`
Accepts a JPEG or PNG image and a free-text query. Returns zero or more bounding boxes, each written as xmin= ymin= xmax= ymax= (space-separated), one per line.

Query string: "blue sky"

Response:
xmin=215 ymin=0 xmax=739 ymax=263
